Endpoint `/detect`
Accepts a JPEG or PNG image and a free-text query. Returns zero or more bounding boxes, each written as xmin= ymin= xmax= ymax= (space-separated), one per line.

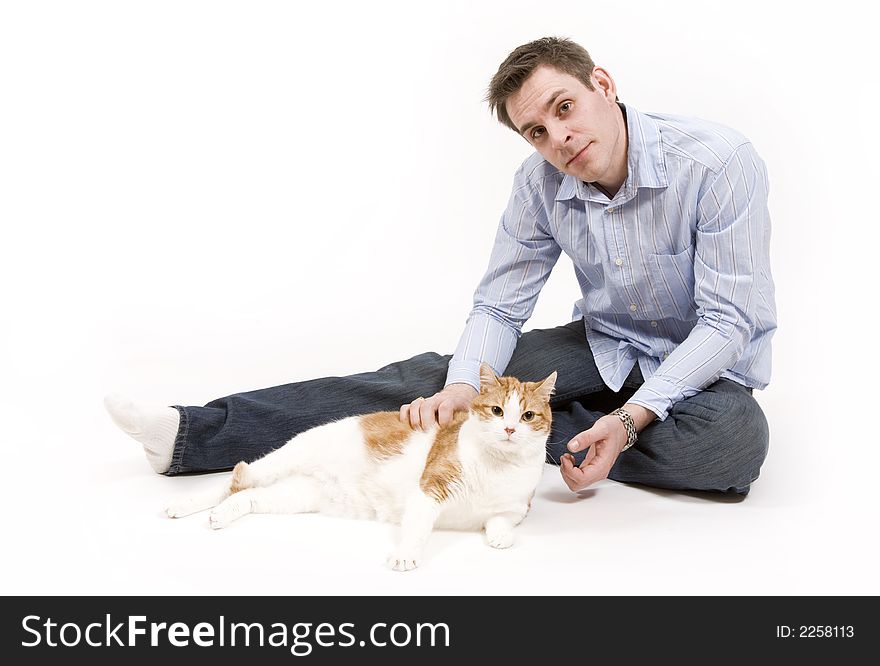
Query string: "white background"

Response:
xmin=1 ymin=0 xmax=877 ymax=596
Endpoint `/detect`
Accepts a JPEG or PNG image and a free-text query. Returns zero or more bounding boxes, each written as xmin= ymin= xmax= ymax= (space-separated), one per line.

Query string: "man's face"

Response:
xmin=506 ymin=65 xmax=627 ymax=189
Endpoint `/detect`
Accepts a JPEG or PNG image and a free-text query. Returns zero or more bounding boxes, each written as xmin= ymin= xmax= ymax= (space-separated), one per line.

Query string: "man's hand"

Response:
xmin=399 ymin=383 xmax=478 ymax=431
xmin=559 ymin=414 xmax=629 ymax=492
xmin=560 ymin=403 xmax=656 ymax=492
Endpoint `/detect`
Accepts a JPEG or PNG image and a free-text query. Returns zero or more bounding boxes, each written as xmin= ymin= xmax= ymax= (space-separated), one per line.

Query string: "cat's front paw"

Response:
xmin=486 ymin=530 xmax=515 ymax=549
xmin=209 ymin=503 xmax=243 ymax=530
xmin=387 ymin=550 xmax=421 ymax=572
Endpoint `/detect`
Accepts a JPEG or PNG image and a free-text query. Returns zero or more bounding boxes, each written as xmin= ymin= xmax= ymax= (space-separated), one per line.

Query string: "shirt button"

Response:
xmin=629 ymin=304 xmax=637 ymax=311
xmin=607 ymin=207 xmax=615 ymax=213
xmin=651 ymin=321 xmax=658 ymax=327
xmin=615 ymin=258 xmax=624 ymax=266
xmin=662 ymin=352 xmax=669 ymax=360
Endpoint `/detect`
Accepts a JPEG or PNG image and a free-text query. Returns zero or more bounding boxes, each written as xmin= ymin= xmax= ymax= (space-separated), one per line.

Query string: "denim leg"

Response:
xmin=607 ymin=379 xmax=770 ymax=494
xmin=168 ymin=317 xmax=769 ymax=493
xmin=168 ymin=351 xmax=452 ymax=474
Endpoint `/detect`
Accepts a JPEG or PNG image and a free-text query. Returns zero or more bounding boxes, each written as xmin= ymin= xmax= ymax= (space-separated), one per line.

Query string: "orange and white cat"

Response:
xmin=164 ymin=362 xmax=556 ymax=571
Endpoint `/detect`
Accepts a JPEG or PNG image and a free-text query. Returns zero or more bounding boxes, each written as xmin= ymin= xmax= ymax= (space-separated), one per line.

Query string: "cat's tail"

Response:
xmin=164 ymin=461 xmax=251 ymax=518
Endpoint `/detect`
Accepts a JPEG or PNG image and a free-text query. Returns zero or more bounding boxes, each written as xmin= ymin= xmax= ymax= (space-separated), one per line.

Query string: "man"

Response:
xmin=107 ymin=37 xmax=775 ymax=495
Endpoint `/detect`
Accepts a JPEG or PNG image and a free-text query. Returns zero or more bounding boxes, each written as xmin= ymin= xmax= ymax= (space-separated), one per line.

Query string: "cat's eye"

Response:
xmin=491 ymin=406 xmax=503 ymax=416
xmin=522 ymin=411 xmax=535 ymax=421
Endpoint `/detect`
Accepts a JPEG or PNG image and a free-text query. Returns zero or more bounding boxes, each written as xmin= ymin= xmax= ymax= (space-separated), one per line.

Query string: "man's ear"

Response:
xmin=590 ymin=67 xmax=618 ymax=103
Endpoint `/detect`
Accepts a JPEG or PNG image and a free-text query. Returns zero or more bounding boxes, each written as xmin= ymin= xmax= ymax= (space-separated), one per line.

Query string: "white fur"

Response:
xmin=164 ymin=383 xmax=551 ymax=571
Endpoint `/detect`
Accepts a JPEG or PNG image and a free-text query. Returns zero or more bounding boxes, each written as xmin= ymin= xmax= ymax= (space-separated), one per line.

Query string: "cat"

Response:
xmin=164 ymin=362 xmax=557 ymax=571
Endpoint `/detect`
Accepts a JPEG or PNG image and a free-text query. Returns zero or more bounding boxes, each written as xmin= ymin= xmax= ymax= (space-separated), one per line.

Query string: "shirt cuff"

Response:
xmin=626 ymin=376 xmax=692 ymax=422
xmin=444 ymin=359 xmax=482 ymax=393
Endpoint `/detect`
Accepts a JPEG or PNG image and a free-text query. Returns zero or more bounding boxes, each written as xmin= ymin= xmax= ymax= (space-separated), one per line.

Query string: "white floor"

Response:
xmin=5 ymin=386 xmax=877 ymax=597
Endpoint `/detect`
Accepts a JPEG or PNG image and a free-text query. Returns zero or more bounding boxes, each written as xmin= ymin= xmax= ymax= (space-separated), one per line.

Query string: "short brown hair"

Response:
xmin=486 ymin=37 xmax=597 ymax=134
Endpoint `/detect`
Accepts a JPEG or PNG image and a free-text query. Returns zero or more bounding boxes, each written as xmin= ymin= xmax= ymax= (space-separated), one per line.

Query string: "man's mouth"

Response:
xmin=566 ymin=143 xmax=591 ymax=167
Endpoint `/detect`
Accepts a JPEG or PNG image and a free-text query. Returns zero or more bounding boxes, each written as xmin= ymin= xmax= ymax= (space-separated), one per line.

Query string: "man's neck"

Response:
xmin=594 ymin=183 xmax=615 ymax=199
xmin=589 ymin=102 xmax=629 ymax=200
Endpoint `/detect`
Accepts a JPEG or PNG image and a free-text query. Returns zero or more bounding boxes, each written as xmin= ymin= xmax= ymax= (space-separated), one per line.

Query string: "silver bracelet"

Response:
xmin=611 ymin=408 xmax=638 ymax=451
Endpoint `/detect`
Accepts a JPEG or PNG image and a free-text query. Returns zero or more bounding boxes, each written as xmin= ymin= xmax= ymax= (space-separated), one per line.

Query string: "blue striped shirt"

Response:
xmin=445 ymin=103 xmax=777 ymax=420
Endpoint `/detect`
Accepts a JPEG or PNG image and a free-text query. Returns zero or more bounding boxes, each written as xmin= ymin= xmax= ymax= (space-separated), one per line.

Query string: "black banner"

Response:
xmin=1 ymin=596 xmax=874 ymax=662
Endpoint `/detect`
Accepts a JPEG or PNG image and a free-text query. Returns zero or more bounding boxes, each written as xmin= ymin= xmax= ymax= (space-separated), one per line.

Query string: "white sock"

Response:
xmin=104 ymin=393 xmax=180 ymax=474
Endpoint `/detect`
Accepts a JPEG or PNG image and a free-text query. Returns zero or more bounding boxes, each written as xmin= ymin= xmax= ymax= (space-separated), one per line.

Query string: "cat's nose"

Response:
xmin=505 ymin=427 xmax=515 ymax=435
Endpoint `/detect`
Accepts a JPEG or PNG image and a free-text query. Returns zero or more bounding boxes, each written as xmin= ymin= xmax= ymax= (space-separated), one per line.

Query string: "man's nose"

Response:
xmin=549 ymin=125 xmax=572 ymax=149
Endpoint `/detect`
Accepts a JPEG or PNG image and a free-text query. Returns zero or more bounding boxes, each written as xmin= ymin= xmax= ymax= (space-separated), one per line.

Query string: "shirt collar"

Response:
xmin=555 ymin=102 xmax=668 ymax=202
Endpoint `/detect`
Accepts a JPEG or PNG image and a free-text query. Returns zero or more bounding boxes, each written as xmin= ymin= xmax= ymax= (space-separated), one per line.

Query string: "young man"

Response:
xmin=107 ymin=37 xmax=775 ymax=495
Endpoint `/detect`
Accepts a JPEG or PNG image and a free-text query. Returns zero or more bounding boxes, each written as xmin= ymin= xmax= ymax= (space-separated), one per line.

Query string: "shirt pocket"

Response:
xmin=646 ymin=244 xmax=696 ymax=320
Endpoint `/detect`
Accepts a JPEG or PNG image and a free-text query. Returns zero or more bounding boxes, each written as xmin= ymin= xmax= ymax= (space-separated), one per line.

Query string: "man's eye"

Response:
xmin=559 ymin=101 xmax=572 ymax=114
xmin=530 ymin=127 xmax=545 ymax=141
xmin=491 ymin=406 xmax=504 ymax=416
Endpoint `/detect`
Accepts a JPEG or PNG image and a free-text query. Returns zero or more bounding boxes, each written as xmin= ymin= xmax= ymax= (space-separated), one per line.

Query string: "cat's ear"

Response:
xmin=479 ymin=362 xmax=500 ymax=392
xmin=531 ymin=370 xmax=557 ymax=402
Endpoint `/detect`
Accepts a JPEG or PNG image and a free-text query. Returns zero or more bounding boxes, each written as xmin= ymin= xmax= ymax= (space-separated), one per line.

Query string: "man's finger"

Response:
xmin=575 ymin=461 xmax=609 ymax=488
xmin=564 ymin=452 xmax=590 ymax=475
xmin=560 ymin=453 xmax=574 ymax=471
xmin=568 ymin=429 xmax=596 ymax=453
xmin=561 ymin=456 xmax=587 ymax=490
xmin=409 ymin=398 xmax=425 ymax=430
xmin=438 ymin=402 xmax=453 ymax=427
xmin=559 ymin=454 xmax=575 ymax=488
xmin=581 ymin=442 xmax=598 ymax=466
xmin=577 ymin=446 xmax=613 ymax=486
xmin=419 ymin=399 xmax=435 ymax=431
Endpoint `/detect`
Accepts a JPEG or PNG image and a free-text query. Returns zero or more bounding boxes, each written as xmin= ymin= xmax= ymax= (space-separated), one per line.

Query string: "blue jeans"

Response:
xmin=169 ymin=318 xmax=769 ymax=495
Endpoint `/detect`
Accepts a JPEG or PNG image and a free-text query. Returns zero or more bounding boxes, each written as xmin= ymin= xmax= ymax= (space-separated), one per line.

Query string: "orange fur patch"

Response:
xmin=229 ymin=461 xmax=249 ymax=494
xmin=359 ymin=412 xmax=414 ymax=460
xmin=420 ymin=412 xmax=466 ymax=503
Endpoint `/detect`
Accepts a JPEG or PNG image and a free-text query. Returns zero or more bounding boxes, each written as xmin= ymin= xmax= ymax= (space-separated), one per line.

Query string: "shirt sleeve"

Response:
xmin=627 ymin=142 xmax=770 ymax=420
xmin=445 ymin=167 xmax=562 ymax=391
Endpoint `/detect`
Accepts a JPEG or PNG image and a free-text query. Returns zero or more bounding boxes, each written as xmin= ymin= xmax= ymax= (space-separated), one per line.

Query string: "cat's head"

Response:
xmin=469 ymin=362 xmax=557 ymax=452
